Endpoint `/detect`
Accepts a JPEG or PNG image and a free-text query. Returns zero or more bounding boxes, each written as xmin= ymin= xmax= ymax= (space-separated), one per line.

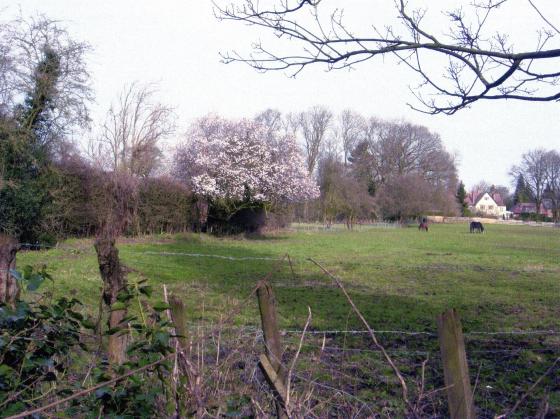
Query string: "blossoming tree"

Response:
xmin=174 ymin=115 xmax=318 ymax=230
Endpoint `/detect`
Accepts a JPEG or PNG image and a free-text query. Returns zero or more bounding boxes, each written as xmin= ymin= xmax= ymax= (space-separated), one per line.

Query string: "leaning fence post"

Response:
xmin=169 ymin=295 xmax=189 ymax=353
xmin=437 ymin=308 xmax=476 ymax=419
xmin=257 ymin=280 xmax=288 ymax=418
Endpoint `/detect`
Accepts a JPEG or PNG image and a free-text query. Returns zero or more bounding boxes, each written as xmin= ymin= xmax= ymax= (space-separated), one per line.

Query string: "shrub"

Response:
xmin=1 ymin=267 xmax=176 ymax=418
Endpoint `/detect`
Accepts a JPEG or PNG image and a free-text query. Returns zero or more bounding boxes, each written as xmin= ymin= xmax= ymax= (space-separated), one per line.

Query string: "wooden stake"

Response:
xmin=256 ymin=280 xmax=288 ymax=418
xmin=169 ymin=295 xmax=189 ymax=353
xmin=437 ymin=308 xmax=476 ymax=419
xmin=0 ymin=234 xmax=19 ymax=306
xmin=94 ymin=236 xmax=128 ymax=365
xmin=287 ymin=254 xmax=297 ymax=282
xmin=259 ymin=354 xmax=289 ymax=406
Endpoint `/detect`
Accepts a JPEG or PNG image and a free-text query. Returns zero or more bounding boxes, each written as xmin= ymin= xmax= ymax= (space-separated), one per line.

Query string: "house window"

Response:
xmin=480 ymin=205 xmax=485 ymax=210
xmin=488 ymin=205 xmax=493 ymax=210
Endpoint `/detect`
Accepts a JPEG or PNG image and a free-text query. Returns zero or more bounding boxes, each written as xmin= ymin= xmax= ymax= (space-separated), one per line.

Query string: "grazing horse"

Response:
xmin=470 ymin=221 xmax=484 ymax=233
xmin=418 ymin=219 xmax=429 ymax=232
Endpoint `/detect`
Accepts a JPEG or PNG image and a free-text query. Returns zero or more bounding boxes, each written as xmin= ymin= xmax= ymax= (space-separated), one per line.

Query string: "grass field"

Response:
xmin=19 ymin=223 xmax=560 ymax=331
xmin=17 ymin=223 xmax=560 ymax=416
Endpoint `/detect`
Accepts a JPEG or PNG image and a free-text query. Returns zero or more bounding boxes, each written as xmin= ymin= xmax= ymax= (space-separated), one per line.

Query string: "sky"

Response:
xmin=1 ymin=0 xmax=559 ymax=189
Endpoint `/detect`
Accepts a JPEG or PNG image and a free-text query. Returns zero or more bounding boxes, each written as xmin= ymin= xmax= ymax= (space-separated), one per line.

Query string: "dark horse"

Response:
xmin=418 ymin=218 xmax=429 ymax=232
xmin=470 ymin=221 xmax=484 ymax=233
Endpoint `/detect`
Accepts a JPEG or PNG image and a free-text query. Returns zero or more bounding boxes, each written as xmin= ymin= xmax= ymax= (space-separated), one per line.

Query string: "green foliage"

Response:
xmin=1 ymin=266 xmax=177 ymax=418
xmin=16 ymin=47 xmax=61 ymax=151
xmin=0 ymin=267 xmax=83 ymax=415
xmin=0 ymin=48 xmax=63 ymax=242
xmin=462 ymin=207 xmax=474 ymax=217
xmin=456 ymin=181 xmax=468 ymax=215
xmin=513 ymin=174 xmax=533 ymax=205
xmin=78 ymin=291 xmax=175 ymax=418
xmin=517 ymin=212 xmax=552 ymax=222
xmin=137 ymin=177 xmax=193 ymax=235
xmin=0 ymin=123 xmax=55 ymax=241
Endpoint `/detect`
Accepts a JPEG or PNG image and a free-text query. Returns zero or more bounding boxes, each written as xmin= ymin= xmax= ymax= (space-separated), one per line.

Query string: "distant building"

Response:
xmin=466 ymin=191 xmax=508 ymax=218
xmin=511 ymin=199 xmax=553 ymax=219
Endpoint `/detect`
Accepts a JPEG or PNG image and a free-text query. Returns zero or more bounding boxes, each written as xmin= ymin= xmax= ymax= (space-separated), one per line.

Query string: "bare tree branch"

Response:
xmin=214 ymin=0 xmax=560 ymax=114
xmin=93 ymin=82 xmax=176 ymax=177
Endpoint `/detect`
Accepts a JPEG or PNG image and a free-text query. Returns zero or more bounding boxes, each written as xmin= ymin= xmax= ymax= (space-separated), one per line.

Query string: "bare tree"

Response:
xmin=298 ymin=105 xmax=332 ymax=174
xmin=281 ymin=111 xmax=300 ymax=138
xmin=511 ymin=149 xmax=548 ymax=216
xmin=96 ymin=82 xmax=175 ymax=177
xmin=0 ymin=39 xmax=14 ymax=117
xmin=322 ymin=128 xmax=341 ymax=161
xmin=472 ymin=180 xmax=492 ymax=194
xmin=375 ymin=174 xmax=434 ymax=221
xmin=0 ymin=14 xmax=92 ymax=146
xmin=352 ymin=119 xmax=457 ymax=189
xmin=215 ymin=1 xmax=560 ymax=114
xmin=317 ymin=155 xmax=374 ymax=227
xmin=339 ymin=109 xmax=365 ymax=166
xmin=254 ymin=108 xmax=283 ymax=138
xmin=543 ymin=150 xmax=560 ymax=220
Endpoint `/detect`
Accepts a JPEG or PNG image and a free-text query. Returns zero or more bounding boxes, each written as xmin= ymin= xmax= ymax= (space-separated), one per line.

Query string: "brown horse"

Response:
xmin=418 ymin=222 xmax=429 ymax=232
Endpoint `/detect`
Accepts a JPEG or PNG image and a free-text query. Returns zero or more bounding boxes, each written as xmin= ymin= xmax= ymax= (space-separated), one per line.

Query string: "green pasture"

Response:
xmin=18 ymin=223 xmax=559 ymax=333
xmin=17 ymin=223 xmax=560 ymax=416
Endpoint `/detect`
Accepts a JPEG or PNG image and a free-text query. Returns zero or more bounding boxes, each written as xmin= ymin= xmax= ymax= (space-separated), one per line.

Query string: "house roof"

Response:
xmin=466 ymin=191 xmax=483 ymax=206
xmin=467 ymin=191 xmax=505 ymax=207
xmin=474 ymin=192 xmax=501 ymax=207
xmin=492 ymin=193 xmax=505 ymax=206
xmin=512 ymin=203 xmax=536 ymax=214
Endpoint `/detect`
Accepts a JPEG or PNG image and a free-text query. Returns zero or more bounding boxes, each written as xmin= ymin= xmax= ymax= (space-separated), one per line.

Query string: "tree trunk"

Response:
xmin=194 ymin=198 xmax=209 ymax=232
xmin=0 ymin=234 xmax=19 ymax=306
xmin=94 ymin=236 xmax=128 ymax=365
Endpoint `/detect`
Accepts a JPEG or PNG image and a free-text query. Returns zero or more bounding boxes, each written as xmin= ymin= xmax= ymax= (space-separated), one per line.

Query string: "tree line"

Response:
xmin=7 ymin=13 xmax=557 ymax=248
xmin=511 ymin=149 xmax=560 ymax=221
xmin=0 ymin=16 xmax=192 ymax=244
xmin=0 ymin=15 xmax=465 ymax=245
xmin=250 ymin=107 xmax=459 ymax=225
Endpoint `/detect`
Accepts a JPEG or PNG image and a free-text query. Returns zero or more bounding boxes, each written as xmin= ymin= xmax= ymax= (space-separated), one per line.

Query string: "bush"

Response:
xmin=0 ymin=267 xmax=83 ymax=415
xmin=518 ymin=212 xmax=553 ymax=222
xmin=1 ymin=267 xmax=177 ymax=418
xmin=40 ymin=158 xmax=197 ymax=239
xmin=137 ymin=176 xmax=194 ymax=234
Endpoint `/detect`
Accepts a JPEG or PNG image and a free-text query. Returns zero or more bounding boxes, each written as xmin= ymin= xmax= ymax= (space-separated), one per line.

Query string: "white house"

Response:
xmin=468 ymin=192 xmax=507 ymax=218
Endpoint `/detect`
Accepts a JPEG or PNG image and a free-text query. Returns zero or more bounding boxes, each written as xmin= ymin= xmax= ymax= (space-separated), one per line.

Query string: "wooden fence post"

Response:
xmin=169 ymin=294 xmax=206 ymax=417
xmin=169 ymin=295 xmax=189 ymax=353
xmin=437 ymin=308 xmax=476 ymax=419
xmin=94 ymin=236 xmax=128 ymax=366
xmin=287 ymin=254 xmax=297 ymax=282
xmin=257 ymin=280 xmax=288 ymax=418
xmin=0 ymin=234 xmax=19 ymax=306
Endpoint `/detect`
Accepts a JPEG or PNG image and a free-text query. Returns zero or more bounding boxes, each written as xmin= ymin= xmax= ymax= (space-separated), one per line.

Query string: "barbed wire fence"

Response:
xmin=12 ymin=240 xmax=560 ymax=418
xmin=125 ymin=246 xmax=560 ymax=418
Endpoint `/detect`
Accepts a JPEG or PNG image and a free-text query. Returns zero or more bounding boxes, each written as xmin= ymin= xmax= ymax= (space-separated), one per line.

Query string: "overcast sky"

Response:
xmin=2 ymin=0 xmax=559 ymax=189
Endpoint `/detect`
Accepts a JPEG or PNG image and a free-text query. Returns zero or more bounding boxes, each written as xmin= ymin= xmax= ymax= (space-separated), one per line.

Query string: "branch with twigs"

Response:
xmin=214 ymin=0 xmax=560 ymax=114
xmin=308 ymin=257 xmax=416 ymax=416
xmin=5 ymin=354 xmax=174 ymax=419
xmin=495 ymin=357 xmax=560 ymax=419
xmin=285 ymin=305 xmax=312 ymax=416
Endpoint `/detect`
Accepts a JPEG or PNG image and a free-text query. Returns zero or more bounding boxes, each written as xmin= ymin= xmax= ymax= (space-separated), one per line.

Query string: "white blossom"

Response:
xmin=174 ymin=115 xmax=319 ymax=203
